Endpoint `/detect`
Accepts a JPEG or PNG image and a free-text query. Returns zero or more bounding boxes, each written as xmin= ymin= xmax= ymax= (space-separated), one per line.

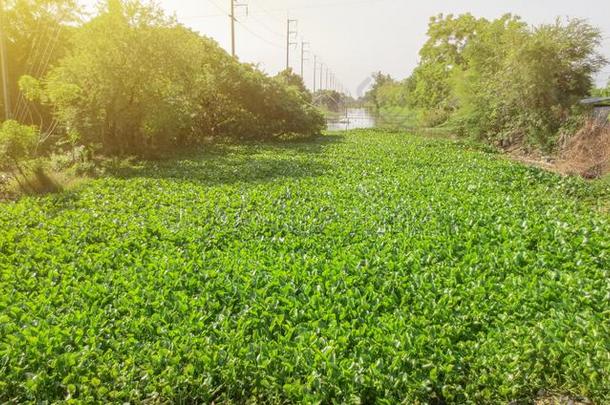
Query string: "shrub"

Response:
xmin=0 ymin=120 xmax=39 ymax=167
xmin=42 ymin=0 xmax=324 ymax=156
xmin=383 ymin=14 xmax=607 ymax=150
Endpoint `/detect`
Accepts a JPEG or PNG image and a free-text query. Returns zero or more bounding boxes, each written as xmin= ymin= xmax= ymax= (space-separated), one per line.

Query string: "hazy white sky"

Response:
xmin=84 ymin=0 xmax=610 ymax=95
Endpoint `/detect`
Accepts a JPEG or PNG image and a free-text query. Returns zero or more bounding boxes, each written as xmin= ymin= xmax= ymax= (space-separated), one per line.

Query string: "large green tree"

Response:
xmin=275 ymin=68 xmax=312 ymax=102
xmin=41 ymin=0 xmax=323 ymax=155
xmin=453 ymin=17 xmax=605 ymax=148
xmin=1 ymin=0 xmax=81 ymax=125
xmin=396 ymin=13 xmax=606 ymax=149
xmin=363 ymin=72 xmax=395 ymax=110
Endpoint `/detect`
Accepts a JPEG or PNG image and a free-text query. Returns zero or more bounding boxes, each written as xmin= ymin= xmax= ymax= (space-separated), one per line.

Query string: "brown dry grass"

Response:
xmin=557 ymin=119 xmax=610 ymax=179
xmin=0 ymin=166 xmax=86 ymax=201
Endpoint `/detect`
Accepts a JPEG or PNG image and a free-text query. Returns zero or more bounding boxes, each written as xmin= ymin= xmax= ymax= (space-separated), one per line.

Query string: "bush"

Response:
xmin=382 ymin=14 xmax=607 ymax=150
xmin=0 ymin=120 xmax=39 ymax=168
xmin=456 ymin=18 xmax=606 ymax=150
xmin=42 ymin=0 xmax=323 ymax=156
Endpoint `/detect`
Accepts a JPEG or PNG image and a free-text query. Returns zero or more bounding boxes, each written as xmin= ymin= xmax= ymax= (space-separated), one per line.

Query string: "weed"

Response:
xmin=0 ymin=131 xmax=608 ymax=403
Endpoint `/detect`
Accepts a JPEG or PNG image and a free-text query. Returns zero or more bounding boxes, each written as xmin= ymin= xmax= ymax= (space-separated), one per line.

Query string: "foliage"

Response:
xmin=405 ymin=13 xmax=486 ymax=121
xmin=275 ymin=68 xmax=312 ymax=102
xmin=453 ymin=17 xmax=605 ymax=150
xmin=13 ymin=0 xmax=323 ymax=156
xmin=0 ymin=0 xmax=81 ymax=125
xmin=1 ymin=130 xmax=609 ymax=403
xmin=591 ymin=80 xmax=610 ymax=97
xmin=313 ymin=89 xmax=348 ymax=112
xmin=380 ymin=14 xmax=607 ymax=150
xmin=0 ymin=119 xmax=38 ymax=167
xmin=0 ymin=120 xmax=55 ymax=196
xmin=215 ymin=64 xmax=324 ymax=140
xmin=362 ymin=71 xmax=395 ymax=110
xmin=375 ymin=79 xmax=408 ymax=109
xmin=42 ymin=1 xmax=215 ymax=154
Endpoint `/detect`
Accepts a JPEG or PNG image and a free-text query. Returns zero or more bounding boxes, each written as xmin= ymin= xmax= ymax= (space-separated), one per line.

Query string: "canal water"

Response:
xmin=326 ymin=108 xmax=376 ymax=131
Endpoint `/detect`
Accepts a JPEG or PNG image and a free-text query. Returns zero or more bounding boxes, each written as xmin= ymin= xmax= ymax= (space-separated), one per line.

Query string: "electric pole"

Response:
xmin=320 ymin=64 xmax=325 ymax=90
xmin=326 ymin=68 xmax=329 ymax=90
xmin=0 ymin=0 xmax=10 ymax=119
xmin=230 ymin=0 xmax=248 ymax=58
xmin=313 ymin=55 xmax=317 ymax=92
xmin=286 ymin=19 xmax=297 ymax=70
xmin=300 ymin=40 xmax=309 ymax=78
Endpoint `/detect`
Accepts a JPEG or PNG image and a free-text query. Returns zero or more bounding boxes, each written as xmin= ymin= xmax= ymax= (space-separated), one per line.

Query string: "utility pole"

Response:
xmin=0 ymin=0 xmax=10 ymax=119
xmin=320 ymin=63 xmax=325 ymax=90
xmin=313 ymin=55 xmax=317 ymax=92
xmin=326 ymin=68 xmax=329 ymax=90
xmin=230 ymin=0 xmax=248 ymax=58
xmin=286 ymin=19 xmax=297 ymax=70
xmin=300 ymin=40 xmax=309 ymax=78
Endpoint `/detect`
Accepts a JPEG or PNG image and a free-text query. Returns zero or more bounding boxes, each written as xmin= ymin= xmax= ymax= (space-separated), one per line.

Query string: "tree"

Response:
xmin=275 ymin=68 xmax=311 ymax=102
xmin=313 ymin=89 xmax=347 ymax=112
xmin=391 ymin=13 xmax=606 ymax=149
xmin=0 ymin=119 xmax=38 ymax=164
xmin=1 ymin=0 xmax=81 ymax=125
xmin=0 ymin=120 xmax=39 ymax=190
xmin=591 ymin=80 xmax=610 ymax=97
xmin=41 ymin=0 xmax=324 ymax=155
xmin=44 ymin=0 xmax=234 ymax=154
xmin=405 ymin=13 xmax=492 ymax=122
xmin=453 ymin=17 xmax=605 ymax=148
xmin=363 ymin=72 xmax=395 ymax=110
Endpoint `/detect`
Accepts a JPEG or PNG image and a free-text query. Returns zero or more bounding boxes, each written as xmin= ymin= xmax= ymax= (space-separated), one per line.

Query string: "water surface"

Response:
xmin=326 ymin=108 xmax=376 ymax=131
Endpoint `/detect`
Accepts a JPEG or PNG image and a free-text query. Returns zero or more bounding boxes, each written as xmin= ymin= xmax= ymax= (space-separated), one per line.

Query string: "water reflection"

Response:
xmin=326 ymin=108 xmax=376 ymax=131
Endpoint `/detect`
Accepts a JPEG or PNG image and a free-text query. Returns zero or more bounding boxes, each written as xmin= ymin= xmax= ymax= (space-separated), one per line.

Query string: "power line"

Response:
xmin=180 ymin=13 xmax=226 ymax=20
xmin=207 ymin=0 xmax=227 ymax=16
xmin=246 ymin=11 xmax=284 ymax=38
xmin=235 ymin=19 xmax=284 ymax=49
xmin=208 ymin=0 xmax=284 ymax=53
xmin=261 ymin=0 xmax=399 ymax=13
xmin=208 ymin=0 xmax=347 ymax=94
xmin=246 ymin=1 xmax=286 ymax=34
xmin=250 ymin=0 xmax=288 ymax=24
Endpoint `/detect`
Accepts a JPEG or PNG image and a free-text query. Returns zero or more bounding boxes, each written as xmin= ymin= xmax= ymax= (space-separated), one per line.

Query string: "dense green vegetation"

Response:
xmin=1 ymin=130 xmax=608 ymax=403
xmin=0 ymin=0 xmax=81 ymax=131
xmin=592 ymin=80 xmax=610 ymax=98
xmin=365 ymin=14 xmax=607 ymax=151
xmin=1 ymin=0 xmax=323 ymax=161
xmin=313 ymin=90 xmax=352 ymax=114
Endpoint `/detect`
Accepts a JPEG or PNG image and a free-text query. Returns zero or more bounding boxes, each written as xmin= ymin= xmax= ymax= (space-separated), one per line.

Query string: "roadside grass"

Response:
xmin=0 ymin=165 xmax=85 ymax=201
xmin=0 ymin=130 xmax=608 ymax=403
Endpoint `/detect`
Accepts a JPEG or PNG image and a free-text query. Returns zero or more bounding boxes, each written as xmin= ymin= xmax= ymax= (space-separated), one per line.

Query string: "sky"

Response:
xmin=84 ymin=0 xmax=610 ymax=96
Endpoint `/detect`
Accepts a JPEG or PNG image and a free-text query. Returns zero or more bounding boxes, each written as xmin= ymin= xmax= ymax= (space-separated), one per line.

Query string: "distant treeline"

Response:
xmin=364 ymin=14 xmax=608 ymax=151
xmin=0 ymin=0 xmax=324 ymax=161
